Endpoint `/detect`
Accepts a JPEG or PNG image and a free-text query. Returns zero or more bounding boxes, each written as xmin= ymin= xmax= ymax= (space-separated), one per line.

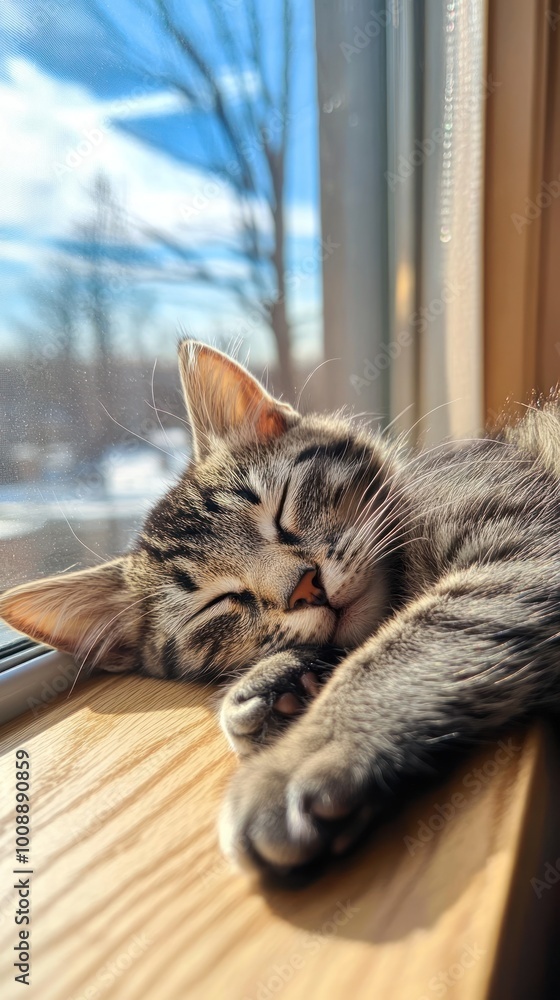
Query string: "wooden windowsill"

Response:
xmin=0 ymin=675 xmax=559 ymax=1000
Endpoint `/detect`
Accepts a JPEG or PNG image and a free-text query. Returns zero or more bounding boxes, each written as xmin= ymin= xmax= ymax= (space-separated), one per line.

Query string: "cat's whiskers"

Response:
xmin=149 ymin=356 xmax=173 ymax=453
xmin=39 ymin=491 xmax=110 ymax=567
xmin=97 ymin=401 xmax=182 ymax=460
xmin=353 ymin=445 xmax=526 ymax=542
xmin=361 ymin=533 xmax=433 ymax=569
xmin=388 ymin=397 xmax=464 ymax=446
xmin=70 ymin=586 xmax=169 ymax=696
xmin=354 ymin=460 xmax=529 ymax=553
xmin=296 ymin=358 xmax=340 ymax=411
xmin=144 ymin=400 xmax=191 ymax=431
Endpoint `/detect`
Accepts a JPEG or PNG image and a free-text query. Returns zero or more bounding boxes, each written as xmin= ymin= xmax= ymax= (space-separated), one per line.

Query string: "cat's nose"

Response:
xmin=288 ymin=569 xmax=328 ymax=610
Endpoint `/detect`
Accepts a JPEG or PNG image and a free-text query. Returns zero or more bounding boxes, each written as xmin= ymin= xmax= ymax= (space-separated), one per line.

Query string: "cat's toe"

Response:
xmin=221 ymin=689 xmax=304 ymax=755
xmin=273 ymin=692 xmax=305 ymax=715
xmin=225 ymin=694 xmax=268 ymax=735
xmin=272 ymin=670 xmax=323 ymax=714
xmin=220 ymin=764 xmax=323 ymax=870
xmin=220 ymin=742 xmax=378 ymax=875
xmin=330 ymin=805 xmax=376 ymax=855
xmin=298 ymin=670 xmax=322 ymax=697
xmin=221 ymin=664 xmax=329 ymax=755
xmin=220 ymin=692 xmax=271 ymax=755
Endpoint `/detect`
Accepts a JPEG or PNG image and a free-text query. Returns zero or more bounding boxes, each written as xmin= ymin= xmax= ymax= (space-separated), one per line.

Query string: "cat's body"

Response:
xmin=2 ymin=342 xmax=560 ymax=875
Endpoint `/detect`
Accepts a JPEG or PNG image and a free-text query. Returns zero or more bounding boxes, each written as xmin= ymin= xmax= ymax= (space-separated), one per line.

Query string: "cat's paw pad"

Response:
xmin=273 ymin=670 xmax=322 ymax=713
xmin=220 ymin=739 xmax=379 ymax=874
xmin=221 ymin=663 xmax=330 ymax=755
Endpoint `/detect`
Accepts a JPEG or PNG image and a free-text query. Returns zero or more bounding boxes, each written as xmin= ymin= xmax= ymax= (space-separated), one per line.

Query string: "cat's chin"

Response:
xmin=324 ymin=571 xmax=389 ymax=649
xmin=331 ymin=591 xmax=386 ymax=648
xmin=332 ymin=608 xmax=366 ymax=647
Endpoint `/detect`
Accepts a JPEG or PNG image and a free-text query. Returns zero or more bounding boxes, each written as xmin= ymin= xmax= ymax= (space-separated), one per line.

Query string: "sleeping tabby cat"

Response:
xmin=2 ymin=340 xmax=560 ymax=875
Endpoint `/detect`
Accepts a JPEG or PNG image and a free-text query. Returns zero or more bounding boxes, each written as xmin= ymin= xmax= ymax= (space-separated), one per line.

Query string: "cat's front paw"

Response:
xmin=219 ymin=725 xmax=379 ymax=873
xmin=220 ymin=649 xmax=336 ymax=755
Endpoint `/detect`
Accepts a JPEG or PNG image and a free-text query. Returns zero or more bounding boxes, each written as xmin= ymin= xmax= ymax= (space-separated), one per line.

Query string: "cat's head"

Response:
xmin=0 ymin=341 xmax=408 ymax=680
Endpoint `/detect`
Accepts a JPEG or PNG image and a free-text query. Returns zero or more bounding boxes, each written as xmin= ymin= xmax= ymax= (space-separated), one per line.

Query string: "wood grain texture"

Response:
xmin=0 ymin=674 xmax=559 ymax=1000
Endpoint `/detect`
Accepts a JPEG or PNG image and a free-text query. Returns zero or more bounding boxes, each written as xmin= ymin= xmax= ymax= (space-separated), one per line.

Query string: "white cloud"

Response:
xmin=0 ymin=57 xmax=319 ymax=244
xmin=60 ymin=89 xmax=194 ymax=127
xmin=0 ymin=57 xmax=322 ymax=361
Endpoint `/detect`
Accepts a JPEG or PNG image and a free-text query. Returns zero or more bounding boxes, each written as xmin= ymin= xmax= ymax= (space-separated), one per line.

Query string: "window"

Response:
xmin=3 ymin=1 xmax=560 ymax=666
xmin=0 ymin=0 xmax=323 ymax=648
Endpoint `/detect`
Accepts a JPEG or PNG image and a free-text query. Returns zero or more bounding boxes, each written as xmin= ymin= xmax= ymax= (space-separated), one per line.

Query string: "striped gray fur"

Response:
xmin=2 ymin=344 xmax=560 ymax=876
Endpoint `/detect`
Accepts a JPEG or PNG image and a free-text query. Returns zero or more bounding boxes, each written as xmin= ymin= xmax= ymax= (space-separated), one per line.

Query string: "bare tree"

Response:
xmin=16 ymin=263 xmax=84 ymax=440
xmin=93 ymin=0 xmax=297 ymax=398
xmin=79 ymin=173 xmax=122 ymax=410
xmin=19 ymin=173 xmax=145 ymax=456
xmin=19 ymin=269 xmax=78 ymax=374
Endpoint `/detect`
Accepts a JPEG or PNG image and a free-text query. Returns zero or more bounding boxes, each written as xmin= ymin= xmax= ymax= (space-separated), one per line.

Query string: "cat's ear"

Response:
xmin=0 ymin=559 xmax=138 ymax=672
xmin=178 ymin=340 xmax=297 ymax=459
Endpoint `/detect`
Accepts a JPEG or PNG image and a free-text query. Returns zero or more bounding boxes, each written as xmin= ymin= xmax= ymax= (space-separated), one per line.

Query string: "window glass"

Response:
xmin=0 ymin=0 xmax=322 ymax=645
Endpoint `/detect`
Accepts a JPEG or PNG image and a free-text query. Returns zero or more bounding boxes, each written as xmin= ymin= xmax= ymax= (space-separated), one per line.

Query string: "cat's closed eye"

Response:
xmin=275 ymin=478 xmax=291 ymax=530
xmin=275 ymin=477 xmax=301 ymax=546
xmin=0 ymin=341 xmax=393 ymax=676
xmin=197 ymin=591 xmax=256 ymax=617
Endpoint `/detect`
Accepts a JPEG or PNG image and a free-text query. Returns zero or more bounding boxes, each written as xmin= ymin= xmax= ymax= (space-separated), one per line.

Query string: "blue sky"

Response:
xmin=0 ymin=0 xmax=323 ymax=368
